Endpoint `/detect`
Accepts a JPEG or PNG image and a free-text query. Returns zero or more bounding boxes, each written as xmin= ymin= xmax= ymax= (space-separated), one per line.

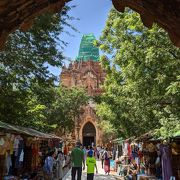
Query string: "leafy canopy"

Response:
xmin=0 ymin=6 xmax=88 ymax=133
xmin=49 ymin=86 xmax=89 ymax=134
xmin=96 ymin=8 xmax=180 ymax=138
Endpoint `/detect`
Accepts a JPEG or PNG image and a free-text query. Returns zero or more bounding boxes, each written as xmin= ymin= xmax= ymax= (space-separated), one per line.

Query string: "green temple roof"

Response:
xmin=76 ymin=34 xmax=99 ymax=62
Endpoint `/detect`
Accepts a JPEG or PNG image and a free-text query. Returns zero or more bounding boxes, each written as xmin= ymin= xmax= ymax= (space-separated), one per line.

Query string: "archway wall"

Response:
xmin=1 ymin=0 xmax=180 ymax=49
xmin=0 ymin=0 xmax=67 ymax=49
xmin=79 ymin=116 xmax=102 ymax=146
xmin=112 ymin=0 xmax=180 ymax=47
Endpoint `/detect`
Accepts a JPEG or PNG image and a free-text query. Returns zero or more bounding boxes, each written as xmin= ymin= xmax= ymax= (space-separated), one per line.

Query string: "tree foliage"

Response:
xmin=96 ymin=8 xmax=180 ymax=138
xmin=49 ymin=86 xmax=89 ymax=134
xmin=0 ymin=6 xmax=87 ymax=132
xmin=97 ymin=119 xmax=117 ymax=143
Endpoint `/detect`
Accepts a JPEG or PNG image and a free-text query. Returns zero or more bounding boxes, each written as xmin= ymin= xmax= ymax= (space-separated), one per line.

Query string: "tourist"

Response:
xmin=99 ymin=147 xmax=105 ymax=169
xmin=126 ymin=161 xmax=138 ymax=179
xmin=86 ymin=150 xmax=98 ymax=180
xmin=96 ymin=146 xmax=101 ymax=159
xmin=43 ymin=151 xmax=55 ymax=180
xmin=71 ymin=141 xmax=85 ymax=180
xmin=89 ymin=146 xmax=94 ymax=157
xmin=103 ymin=148 xmax=110 ymax=175
xmin=94 ymin=146 xmax=97 ymax=159
xmin=83 ymin=146 xmax=87 ymax=161
xmin=56 ymin=149 xmax=65 ymax=180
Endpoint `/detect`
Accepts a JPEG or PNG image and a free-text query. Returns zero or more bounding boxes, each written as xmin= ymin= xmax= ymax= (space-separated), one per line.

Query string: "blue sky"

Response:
xmin=50 ymin=0 xmax=112 ymax=78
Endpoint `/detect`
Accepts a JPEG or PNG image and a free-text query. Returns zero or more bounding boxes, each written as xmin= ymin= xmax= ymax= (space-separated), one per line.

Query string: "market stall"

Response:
xmin=114 ymin=131 xmax=180 ymax=180
xmin=0 ymin=121 xmax=62 ymax=180
xmin=170 ymin=132 xmax=180 ymax=179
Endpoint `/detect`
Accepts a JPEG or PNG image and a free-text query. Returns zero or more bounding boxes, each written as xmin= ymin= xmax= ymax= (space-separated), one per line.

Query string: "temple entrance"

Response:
xmin=83 ymin=136 xmax=94 ymax=147
xmin=82 ymin=122 xmax=96 ymax=147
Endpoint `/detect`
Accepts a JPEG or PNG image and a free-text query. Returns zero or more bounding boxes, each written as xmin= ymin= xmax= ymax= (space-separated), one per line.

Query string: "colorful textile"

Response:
xmin=15 ymin=140 xmax=24 ymax=168
xmin=64 ymin=145 xmax=68 ymax=155
xmin=127 ymin=143 xmax=131 ymax=156
xmin=6 ymin=153 xmax=12 ymax=174
xmin=160 ymin=145 xmax=172 ymax=180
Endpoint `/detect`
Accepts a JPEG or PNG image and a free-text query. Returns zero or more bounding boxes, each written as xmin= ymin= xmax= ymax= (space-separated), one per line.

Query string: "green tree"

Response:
xmin=48 ymin=86 xmax=89 ymax=134
xmin=96 ymin=8 xmax=180 ymax=138
xmin=97 ymin=119 xmax=118 ymax=143
xmin=0 ymin=6 xmax=78 ymax=130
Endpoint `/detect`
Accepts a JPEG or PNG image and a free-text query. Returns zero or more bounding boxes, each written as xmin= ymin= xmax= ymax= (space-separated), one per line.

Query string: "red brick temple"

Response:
xmin=60 ymin=34 xmax=106 ymax=146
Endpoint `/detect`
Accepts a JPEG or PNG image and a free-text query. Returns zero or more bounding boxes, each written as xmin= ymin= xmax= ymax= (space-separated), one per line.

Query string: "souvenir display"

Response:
xmin=0 ymin=128 xmax=63 ymax=179
xmin=114 ymin=135 xmax=180 ymax=179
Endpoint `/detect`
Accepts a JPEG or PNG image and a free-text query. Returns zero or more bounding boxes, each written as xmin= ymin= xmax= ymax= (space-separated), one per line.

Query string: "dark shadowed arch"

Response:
xmin=1 ymin=0 xmax=180 ymax=49
xmin=82 ymin=121 xmax=96 ymax=147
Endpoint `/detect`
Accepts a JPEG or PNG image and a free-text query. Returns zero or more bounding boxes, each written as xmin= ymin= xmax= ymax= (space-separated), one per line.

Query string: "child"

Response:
xmin=86 ymin=151 xmax=98 ymax=180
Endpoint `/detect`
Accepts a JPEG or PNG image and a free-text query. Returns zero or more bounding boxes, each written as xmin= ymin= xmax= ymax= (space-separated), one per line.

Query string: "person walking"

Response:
xmin=99 ymin=147 xmax=105 ymax=169
xmin=43 ymin=151 xmax=55 ymax=180
xmin=89 ymin=146 xmax=94 ymax=157
xmin=83 ymin=146 xmax=87 ymax=161
xmin=56 ymin=149 xmax=65 ymax=180
xmin=71 ymin=141 xmax=85 ymax=180
xmin=86 ymin=151 xmax=98 ymax=180
xmin=103 ymin=148 xmax=110 ymax=175
xmin=94 ymin=146 xmax=97 ymax=159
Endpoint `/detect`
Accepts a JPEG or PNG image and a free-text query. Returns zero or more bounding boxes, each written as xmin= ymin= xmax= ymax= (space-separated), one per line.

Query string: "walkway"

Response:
xmin=63 ymin=160 xmax=117 ymax=180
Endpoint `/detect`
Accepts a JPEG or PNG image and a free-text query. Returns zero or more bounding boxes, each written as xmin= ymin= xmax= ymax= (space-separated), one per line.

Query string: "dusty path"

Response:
xmin=63 ymin=160 xmax=116 ymax=180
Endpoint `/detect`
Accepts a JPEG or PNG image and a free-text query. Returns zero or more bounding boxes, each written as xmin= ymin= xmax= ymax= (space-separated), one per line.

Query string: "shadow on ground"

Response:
xmin=63 ymin=173 xmax=116 ymax=180
xmin=94 ymin=174 xmax=117 ymax=180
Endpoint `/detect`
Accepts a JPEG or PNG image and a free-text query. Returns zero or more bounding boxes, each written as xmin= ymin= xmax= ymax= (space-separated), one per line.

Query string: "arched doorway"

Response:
xmin=82 ymin=122 xmax=96 ymax=147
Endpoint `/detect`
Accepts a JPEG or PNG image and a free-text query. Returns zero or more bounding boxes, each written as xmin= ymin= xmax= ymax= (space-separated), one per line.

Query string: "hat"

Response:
xmin=88 ymin=150 xmax=93 ymax=156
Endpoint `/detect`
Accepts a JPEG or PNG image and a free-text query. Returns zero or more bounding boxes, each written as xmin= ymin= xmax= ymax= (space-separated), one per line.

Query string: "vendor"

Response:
xmin=127 ymin=161 xmax=138 ymax=179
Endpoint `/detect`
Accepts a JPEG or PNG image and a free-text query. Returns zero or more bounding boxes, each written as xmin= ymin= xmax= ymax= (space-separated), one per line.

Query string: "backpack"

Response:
xmin=104 ymin=151 xmax=109 ymax=160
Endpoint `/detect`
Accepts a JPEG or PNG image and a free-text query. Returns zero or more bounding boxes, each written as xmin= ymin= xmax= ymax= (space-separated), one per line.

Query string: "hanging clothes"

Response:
xmin=127 ymin=143 xmax=131 ymax=157
xmin=160 ymin=144 xmax=173 ymax=180
xmin=6 ymin=152 xmax=12 ymax=175
xmin=64 ymin=144 xmax=68 ymax=156
xmin=15 ymin=139 xmax=24 ymax=168
xmin=123 ymin=142 xmax=128 ymax=155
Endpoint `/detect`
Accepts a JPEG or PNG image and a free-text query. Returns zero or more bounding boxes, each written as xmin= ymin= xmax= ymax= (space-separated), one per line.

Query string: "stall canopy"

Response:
xmin=114 ymin=130 xmax=180 ymax=143
xmin=0 ymin=121 xmax=61 ymax=139
xmin=113 ymin=136 xmax=135 ymax=145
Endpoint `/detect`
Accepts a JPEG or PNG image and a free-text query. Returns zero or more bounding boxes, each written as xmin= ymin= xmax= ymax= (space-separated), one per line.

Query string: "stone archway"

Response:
xmin=81 ymin=121 xmax=97 ymax=147
xmin=1 ymin=0 xmax=180 ymax=49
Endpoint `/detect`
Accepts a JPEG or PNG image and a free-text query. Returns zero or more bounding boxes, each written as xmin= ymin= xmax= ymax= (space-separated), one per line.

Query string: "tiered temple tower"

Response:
xmin=60 ymin=34 xmax=106 ymax=146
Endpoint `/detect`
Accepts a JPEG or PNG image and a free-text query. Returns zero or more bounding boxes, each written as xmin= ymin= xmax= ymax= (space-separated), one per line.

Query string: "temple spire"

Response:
xmin=76 ymin=33 xmax=99 ymax=62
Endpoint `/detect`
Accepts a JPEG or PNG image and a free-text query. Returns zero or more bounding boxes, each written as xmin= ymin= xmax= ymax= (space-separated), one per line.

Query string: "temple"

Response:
xmin=60 ymin=34 xmax=106 ymax=146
